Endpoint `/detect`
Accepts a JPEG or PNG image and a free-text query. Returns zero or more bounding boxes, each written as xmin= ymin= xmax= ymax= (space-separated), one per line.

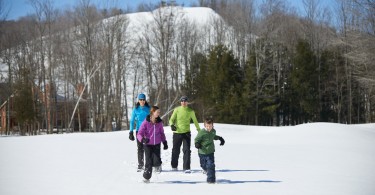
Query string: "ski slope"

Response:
xmin=1 ymin=122 xmax=375 ymax=195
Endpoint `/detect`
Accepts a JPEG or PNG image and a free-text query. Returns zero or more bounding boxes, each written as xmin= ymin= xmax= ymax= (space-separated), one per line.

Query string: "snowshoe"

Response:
xmin=143 ymin=179 xmax=150 ymax=183
xmin=153 ymin=166 xmax=162 ymax=173
xmin=184 ymin=169 xmax=191 ymax=174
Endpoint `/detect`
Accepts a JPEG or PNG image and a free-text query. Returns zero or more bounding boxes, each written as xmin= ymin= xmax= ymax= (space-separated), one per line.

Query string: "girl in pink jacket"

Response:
xmin=137 ymin=106 xmax=168 ymax=182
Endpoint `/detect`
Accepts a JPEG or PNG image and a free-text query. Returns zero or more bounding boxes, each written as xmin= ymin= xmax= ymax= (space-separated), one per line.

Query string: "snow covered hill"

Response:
xmin=1 ymin=122 xmax=374 ymax=195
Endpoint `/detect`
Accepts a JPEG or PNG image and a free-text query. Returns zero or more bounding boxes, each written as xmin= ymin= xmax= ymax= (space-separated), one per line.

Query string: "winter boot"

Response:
xmin=153 ymin=166 xmax=162 ymax=173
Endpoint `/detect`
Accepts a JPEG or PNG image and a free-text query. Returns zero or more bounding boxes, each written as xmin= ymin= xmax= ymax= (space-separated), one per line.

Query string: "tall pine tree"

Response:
xmin=290 ymin=40 xmax=319 ymax=123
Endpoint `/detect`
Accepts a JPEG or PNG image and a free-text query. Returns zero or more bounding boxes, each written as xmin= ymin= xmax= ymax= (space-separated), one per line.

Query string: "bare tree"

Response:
xmin=342 ymin=0 xmax=375 ymax=122
xmin=73 ymin=0 xmax=103 ymax=131
xmin=254 ymin=0 xmax=292 ymax=125
xmin=141 ymin=6 xmax=182 ymax=109
xmin=27 ymin=0 xmax=57 ymax=133
xmin=214 ymin=0 xmax=255 ymax=67
xmin=96 ymin=11 xmax=129 ymax=131
xmin=302 ymin=0 xmax=335 ymax=121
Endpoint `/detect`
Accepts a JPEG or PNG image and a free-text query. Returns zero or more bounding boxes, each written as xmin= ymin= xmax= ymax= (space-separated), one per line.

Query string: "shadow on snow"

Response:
xmin=161 ymin=169 xmax=281 ymax=184
xmin=162 ymin=179 xmax=281 ymax=184
xmin=161 ymin=169 xmax=269 ymax=173
xmin=217 ymin=169 xmax=269 ymax=172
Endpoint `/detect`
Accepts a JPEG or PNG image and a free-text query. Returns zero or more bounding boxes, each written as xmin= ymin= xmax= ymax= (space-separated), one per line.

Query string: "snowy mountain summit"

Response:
xmin=100 ymin=6 xmax=223 ymax=42
xmin=125 ymin=6 xmax=222 ymax=29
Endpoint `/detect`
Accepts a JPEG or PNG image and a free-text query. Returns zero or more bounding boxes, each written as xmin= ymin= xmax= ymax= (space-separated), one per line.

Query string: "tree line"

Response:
xmin=0 ymin=0 xmax=374 ymax=135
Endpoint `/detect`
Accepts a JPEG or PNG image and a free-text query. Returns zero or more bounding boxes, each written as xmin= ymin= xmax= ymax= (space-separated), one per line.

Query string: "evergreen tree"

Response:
xmin=290 ymin=40 xmax=319 ymax=122
xmin=319 ymin=49 xmax=337 ymax=122
xmin=182 ymin=52 xmax=208 ymax=121
xmin=204 ymin=45 xmax=244 ymax=123
xmin=242 ymin=52 xmax=257 ymax=124
xmin=184 ymin=45 xmax=245 ymax=123
xmin=13 ymin=68 xmax=36 ymax=135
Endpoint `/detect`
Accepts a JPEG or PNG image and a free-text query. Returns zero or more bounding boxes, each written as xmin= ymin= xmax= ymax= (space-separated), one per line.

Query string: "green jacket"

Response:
xmin=195 ymin=128 xmax=219 ymax=155
xmin=169 ymin=106 xmax=200 ymax=133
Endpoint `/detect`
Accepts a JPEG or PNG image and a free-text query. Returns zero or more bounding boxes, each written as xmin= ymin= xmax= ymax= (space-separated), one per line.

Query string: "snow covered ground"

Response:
xmin=1 ymin=122 xmax=374 ymax=195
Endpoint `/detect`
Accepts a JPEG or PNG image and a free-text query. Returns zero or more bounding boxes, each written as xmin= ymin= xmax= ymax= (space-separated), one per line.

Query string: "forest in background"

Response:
xmin=0 ymin=0 xmax=374 ymax=135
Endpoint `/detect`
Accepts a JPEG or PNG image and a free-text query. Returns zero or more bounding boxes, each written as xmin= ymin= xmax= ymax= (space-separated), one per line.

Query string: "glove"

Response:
xmin=129 ymin=131 xmax=135 ymax=141
xmin=142 ymin=137 xmax=149 ymax=144
xmin=218 ymin=137 xmax=225 ymax=146
xmin=195 ymin=142 xmax=201 ymax=149
xmin=171 ymin=125 xmax=177 ymax=131
xmin=163 ymin=141 xmax=168 ymax=150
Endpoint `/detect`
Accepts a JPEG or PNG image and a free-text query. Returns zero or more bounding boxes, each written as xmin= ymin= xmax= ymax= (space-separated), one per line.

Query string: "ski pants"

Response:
xmin=199 ymin=153 xmax=216 ymax=183
xmin=143 ymin=144 xmax=162 ymax=180
xmin=136 ymin=132 xmax=144 ymax=169
xmin=171 ymin=132 xmax=191 ymax=170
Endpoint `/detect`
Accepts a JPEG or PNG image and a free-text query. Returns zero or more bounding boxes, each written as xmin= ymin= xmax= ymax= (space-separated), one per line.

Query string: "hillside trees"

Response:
xmin=216 ymin=0 xmax=256 ymax=67
xmin=53 ymin=9 xmax=81 ymax=132
xmin=290 ymin=40 xmax=319 ymax=123
xmin=302 ymin=0 xmax=334 ymax=121
xmin=139 ymin=5 xmax=202 ymax=119
xmin=13 ymin=67 xmax=36 ymax=135
xmin=1 ymin=0 xmax=375 ymax=136
xmin=332 ymin=0 xmax=375 ymax=123
xmin=97 ymin=13 xmax=129 ymax=131
xmin=254 ymin=0 xmax=293 ymax=125
xmin=186 ymin=45 xmax=244 ymax=123
xmin=72 ymin=0 xmax=131 ymax=131
xmin=28 ymin=0 xmax=57 ymax=133
xmin=74 ymin=1 xmax=102 ymax=131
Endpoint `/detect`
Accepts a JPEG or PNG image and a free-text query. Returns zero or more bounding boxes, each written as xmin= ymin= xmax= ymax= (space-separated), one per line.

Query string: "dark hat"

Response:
xmin=138 ymin=93 xmax=146 ymax=100
xmin=180 ymin=95 xmax=188 ymax=101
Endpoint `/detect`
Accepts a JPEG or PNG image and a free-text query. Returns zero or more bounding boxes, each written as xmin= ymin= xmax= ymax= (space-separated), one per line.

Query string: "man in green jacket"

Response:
xmin=194 ymin=117 xmax=225 ymax=183
xmin=169 ymin=95 xmax=200 ymax=173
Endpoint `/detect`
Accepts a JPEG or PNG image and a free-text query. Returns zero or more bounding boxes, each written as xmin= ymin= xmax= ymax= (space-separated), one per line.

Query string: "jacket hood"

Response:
xmin=146 ymin=115 xmax=162 ymax=123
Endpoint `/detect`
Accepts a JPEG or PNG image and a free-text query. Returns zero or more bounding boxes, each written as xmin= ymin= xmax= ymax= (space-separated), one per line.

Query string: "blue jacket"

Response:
xmin=129 ymin=105 xmax=150 ymax=132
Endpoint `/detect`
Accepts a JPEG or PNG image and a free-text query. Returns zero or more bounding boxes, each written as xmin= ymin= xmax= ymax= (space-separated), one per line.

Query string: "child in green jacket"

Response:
xmin=194 ymin=118 xmax=225 ymax=184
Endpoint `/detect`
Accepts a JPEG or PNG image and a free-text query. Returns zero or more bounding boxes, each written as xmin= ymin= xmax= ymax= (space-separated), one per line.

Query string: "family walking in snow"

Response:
xmin=129 ymin=94 xmax=225 ymax=183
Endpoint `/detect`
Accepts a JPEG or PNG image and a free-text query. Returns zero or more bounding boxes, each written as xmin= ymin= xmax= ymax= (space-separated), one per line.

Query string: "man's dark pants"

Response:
xmin=171 ymin=132 xmax=191 ymax=170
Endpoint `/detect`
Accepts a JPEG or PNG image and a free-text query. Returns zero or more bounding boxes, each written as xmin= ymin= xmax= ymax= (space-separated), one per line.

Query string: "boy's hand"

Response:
xmin=218 ymin=137 xmax=225 ymax=146
xmin=195 ymin=142 xmax=201 ymax=149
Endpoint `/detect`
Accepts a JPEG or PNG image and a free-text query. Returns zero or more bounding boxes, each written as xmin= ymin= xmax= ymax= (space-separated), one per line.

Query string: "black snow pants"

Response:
xmin=171 ymin=132 xmax=191 ymax=170
xmin=143 ymin=144 xmax=162 ymax=180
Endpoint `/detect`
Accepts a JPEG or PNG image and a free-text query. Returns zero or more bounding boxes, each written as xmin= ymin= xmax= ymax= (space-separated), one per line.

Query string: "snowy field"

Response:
xmin=1 ymin=122 xmax=375 ymax=195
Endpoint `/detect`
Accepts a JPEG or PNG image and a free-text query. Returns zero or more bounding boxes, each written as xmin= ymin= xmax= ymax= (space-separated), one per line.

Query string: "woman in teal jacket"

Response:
xmin=129 ymin=93 xmax=150 ymax=172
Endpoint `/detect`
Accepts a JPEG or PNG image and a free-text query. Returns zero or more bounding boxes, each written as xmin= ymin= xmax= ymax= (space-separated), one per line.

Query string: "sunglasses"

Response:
xmin=139 ymin=99 xmax=145 ymax=101
xmin=181 ymin=100 xmax=187 ymax=102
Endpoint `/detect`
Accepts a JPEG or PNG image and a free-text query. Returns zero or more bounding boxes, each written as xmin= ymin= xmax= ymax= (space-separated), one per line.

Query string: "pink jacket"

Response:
xmin=137 ymin=115 xmax=166 ymax=145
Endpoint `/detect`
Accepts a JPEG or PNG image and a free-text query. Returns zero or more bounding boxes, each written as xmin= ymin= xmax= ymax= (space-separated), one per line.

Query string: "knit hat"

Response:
xmin=138 ymin=93 xmax=146 ymax=100
xmin=180 ymin=95 xmax=188 ymax=101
